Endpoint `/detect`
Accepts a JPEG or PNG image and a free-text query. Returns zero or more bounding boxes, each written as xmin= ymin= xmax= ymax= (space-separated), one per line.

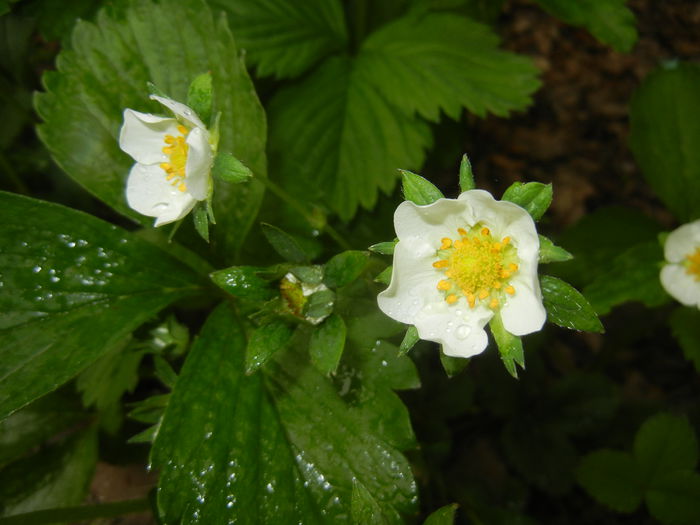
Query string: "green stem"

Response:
xmin=254 ymin=176 xmax=351 ymax=251
xmin=0 ymin=499 xmax=150 ymax=525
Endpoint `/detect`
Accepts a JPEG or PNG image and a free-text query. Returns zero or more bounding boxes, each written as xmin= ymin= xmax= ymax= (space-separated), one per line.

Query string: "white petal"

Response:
xmin=184 ymin=127 xmax=213 ymax=200
xmin=119 ymin=109 xmax=179 ymax=165
xmin=377 ymin=242 xmax=440 ymax=324
xmin=393 ymin=198 xmax=470 ymax=250
xmin=500 ymin=281 xmax=547 ymax=335
xmin=413 ymin=300 xmax=492 ymax=358
xmin=665 ymin=219 xmax=700 ymax=263
xmin=660 ymin=264 xmax=700 ymax=307
xmin=150 ymin=95 xmax=206 ymax=130
xmin=126 ymin=163 xmax=196 ymax=226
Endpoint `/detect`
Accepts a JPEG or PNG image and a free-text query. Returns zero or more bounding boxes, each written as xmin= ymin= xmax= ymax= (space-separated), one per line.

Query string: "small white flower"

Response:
xmin=377 ymin=190 xmax=546 ymax=358
xmin=660 ymin=219 xmax=700 ymax=308
xmin=119 ymin=95 xmax=213 ymax=226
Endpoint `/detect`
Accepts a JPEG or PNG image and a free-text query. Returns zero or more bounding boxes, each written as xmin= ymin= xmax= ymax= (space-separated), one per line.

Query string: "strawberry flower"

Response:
xmin=660 ymin=219 xmax=700 ymax=308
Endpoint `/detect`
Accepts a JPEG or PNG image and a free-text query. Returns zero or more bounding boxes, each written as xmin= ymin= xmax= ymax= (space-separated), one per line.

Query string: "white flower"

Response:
xmin=660 ymin=219 xmax=700 ymax=308
xmin=119 ymin=95 xmax=213 ymax=226
xmin=377 ymin=190 xmax=546 ymax=358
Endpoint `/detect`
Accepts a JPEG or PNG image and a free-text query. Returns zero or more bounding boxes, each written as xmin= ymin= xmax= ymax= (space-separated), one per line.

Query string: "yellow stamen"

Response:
xmin=492 ymin=242 xmax=503 ymax=252
xmin=493 ymin=281 xmax=502 ymax=289
xmin=446 ymin=294 xmax=458 ymax=305
xmin=177 ymin=124 xmax=188 ymax=135
xmin=178 ymin=183 xmax=187 ymax=192
xmin=501 ymin=270 xmax=511 ymax=279
xmin=440 ymin=238 xmax=452 ymax=250
xmin=457 ymin=228 xmax=468 ymax=237
xmin=433 ymin=260 xmax=449 ymax=269
xmin=502 ymin=237 xmax=511 ymax=245
xmin=478 ymin=289 xmax=489 ymax=300
xmin=489 ymin=298 xmax=499 ymax=309
xmin=160 ymin=163 xmax=171 ymax=171
xmin=509 ymin=263 xmax=519 ymax=272
xmin=505 ymin=285 xmax=515 ymax=295
xmin=437 ymin=280 xmax=451 ymax=291
xmin=467 ymin=294 xmax=476 ymax=308
xmin=164 ymin=135 xmax=175 ymax=144
xmin=162 ymin=146 xmax=173 ymax=154
xmin=481 ymin=227 xmax=490 ymax=236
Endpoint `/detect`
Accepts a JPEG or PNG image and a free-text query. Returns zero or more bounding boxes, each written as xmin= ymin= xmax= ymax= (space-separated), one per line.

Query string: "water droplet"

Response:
xmin=32 ymin=265 xmax=42 ymax=273
xmin=456 ymin=325 xmax=471 ymax=340
xmin=265 ymin=482 xmax=274 ymax=493
xmin=226 ymin=501 xmax=234 ymax=508
xmin=153 ymin=202 xmax=169 ymax=211
xmin=204 ymin=431 xmax=212 ymax=439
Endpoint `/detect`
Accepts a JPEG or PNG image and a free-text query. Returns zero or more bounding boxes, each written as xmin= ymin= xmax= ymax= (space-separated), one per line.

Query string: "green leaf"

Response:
xmin=210 ymin=0 xmax=348 ymax=79
xmin=633 ymin=413 xmax=698 ymax=483
xmin=290 ymin=265 xmax=324 ymax=285
xmin=245 ymin=319 xmax=294 ymax=374
xmin=0 ymin=192 xmax=203 ymax=420
xmin=538 ymin=235 xmax=573 ymax=263
xmin=152 ymin=303 xmax=417 ymax=524
xmin=535 ymin=0 xmax=637 ymax=52
xmin=351 ymin=479 xmax=388 ymax=525
xmin=669 ymin=307 xmax=700 ymax=373
xmin=440 ymin=351 xmax=470 ymax=378
xmin=583 ymin=241 xmax=667 ymax=315
xmin=324 ymin=250 xmax=370 ymax=288
xmin=646 ymin=470 xmax=700 ymax=525
xmin=489 ymin=312 xmax=525 ymax=378
xmin=501 ymin=182 xmax=553 ymax=221
xmin=576 ymin=450 xmax=644 ymax=513
xmin=458 ymin=154 xmax=475 ymax=192
xmin=540 ymin=275 xmax=604 ymax=333
xmin=212 ymin=152 xmax=253 ymax=183
xmin=269 ymin=55 xmax=432 ymax=220
xmin=210 ymin=265 xmax=277 ymax=302
xmin=261 ymin=223 xmax=310 ymax=263
xmin=399 ymin=325 xmax=420 ymax=356
xmin=359 ymin=12 xmax=540 ymax=120
xmin=423 ymin=503 xmax=459 ymax=525
xmin=192 ymin=203 xmax=209 ymax=242
xmin=303 ymin=289 xmax=336 ymax=321
xmin=76 ymin=337 xmax=145 ymax=410
xmin=368 ymin=240 xmax=397 ymax=255
xmin=186 ymin=72 xmax=212 ymax=125
xmin=0 ymin=393 xmax=85 ymax=469
xmin=401 ymin=170 xmax=444 ymax=205
xmin=0 ymin=428 xmax=97 ymax=517
xmin=309 ymin=313 xmax=346 ymax=375
xmin=35 ymin=0 xmax=267 ymax=258
xmin=630 ymin=62 xmax=700 ymax=222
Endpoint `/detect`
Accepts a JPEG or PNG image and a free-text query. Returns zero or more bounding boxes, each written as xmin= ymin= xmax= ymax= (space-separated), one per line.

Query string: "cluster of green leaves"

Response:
xmin=577 ymin=413 xmax=700 ymax=525
xmin=378 ymin=158 xmax=602 ymax=378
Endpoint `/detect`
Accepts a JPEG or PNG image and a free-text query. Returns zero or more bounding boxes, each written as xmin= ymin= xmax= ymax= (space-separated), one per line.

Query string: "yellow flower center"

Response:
xmin=432 ymin=224 xmax=519 ymax=309
xmin=159 ymin=124 xmax=189 ymax=193
xmin=684 ymin=247 xmax=700 ymax=281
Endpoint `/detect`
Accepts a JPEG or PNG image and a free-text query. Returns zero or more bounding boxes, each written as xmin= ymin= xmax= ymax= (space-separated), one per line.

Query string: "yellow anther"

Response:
xmin=437 ymin=280 xmax=451 ymax=291
xmin=489 ymin=298 xmax=499 ymax=309
xmin=166 ymin=172 xmax=177 ymax=181
xmin=440 ymin=238 xmax=452 ymax=250
xmin=492 ymin=242 xmax=503 ymax=252
xmin=481 ymin=227 xmax=490 ymax=236
xmin=478 ymin=289 xmax=489 ymax=300
xmin=457 ymin=228 xmax=468 ymax=237
xmin=493 ymin=281 xmax=502 ymax=289
xmin=433 ymin=260 xmax=449 ymax=269
xmin=162 ymin=146 xmax=173 ymax=154
xmin=177 ymin=124 xmax=188 ymax=135
xmin=454 ymin=239 xmax=464 ymax=249
xmin=446 ymin=294 xmax=458 ymax=305
xmin=467 ymin=293 xmax=475 ymax=308
xmin=509 ymin=263 xmax=519 ymax=272
xmin=505 ymin=285 xmax=516 ymax=295
xmin=502 ymin=236 xmax=511 ymax=245
xmin=178 ymin=183 xmax=187 ymax=192
xmin=164 ymin=135 xmax=175 ymax=144
xmin=501 ymin=270 xmax=511 ymax=279
xmin=160 ymin=162 xmax=171 ymax=171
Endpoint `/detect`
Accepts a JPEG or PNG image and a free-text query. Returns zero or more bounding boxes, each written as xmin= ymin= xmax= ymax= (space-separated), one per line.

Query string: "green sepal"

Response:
xmin=375 ymin=266 xmax=393 ymax=285
xmin=210 ymin=266 xmax=277 ymax=302
xmin=399 ymin=325 xmax=420 ymax=356
xmin=369 ymin=240 xmax=397 ymax=255
xmin=440 ymin=350 xmax=470 ymax=378
xmin=458 ymin=154 xmax=475 ymax=192
xmin=146 ymin=81 xmax=169 ymax=99
xmin=186 ymin=72 xmax=213 ymax=125
xmin=540 ymin=275 xmax=604 ymax=333
xmin=424 ymin=503 xmax=459 ymax=525
xmin=502 ymin=182 xmax=553 ymax=221
xmin=324 ymin=250 xmax=369 ymax=288
xmin=289 ymin=265 xmax=324 ymax=285
xmin=489 ymin=311 xmax=525 ymax=379
xmin=309 ymin=313 xmax=346 ymax=375
xmin=401 ymin=169 xmax=444 ymax=205
xmin=193 ymin=203 xmax=209 ymax=242
xmin=245 ymin=319 xmax=294 ymax=374
xmin=539 ymin=234 xmax=573 ymax=263
xmin=261 ymin=223 xmax=310 ymax=263
xmin=303 ymin=289 xmax=336 ymax=322
xmin=212 ymin=151 xmax=253 ymax=184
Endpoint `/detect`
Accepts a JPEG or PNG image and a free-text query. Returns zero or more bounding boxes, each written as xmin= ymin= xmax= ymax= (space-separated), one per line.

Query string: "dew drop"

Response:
xmin=456 ymin=325 xmax=471 ymax=340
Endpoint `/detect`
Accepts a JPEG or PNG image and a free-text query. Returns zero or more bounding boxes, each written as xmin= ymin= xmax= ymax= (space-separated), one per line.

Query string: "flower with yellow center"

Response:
xmin=660 ymin=219 xmax=700 ymax=308
xmin=377 ymin=190 xmax=546 ymax=358
xmin=119 ymin=94 xmax=213 ymax=226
